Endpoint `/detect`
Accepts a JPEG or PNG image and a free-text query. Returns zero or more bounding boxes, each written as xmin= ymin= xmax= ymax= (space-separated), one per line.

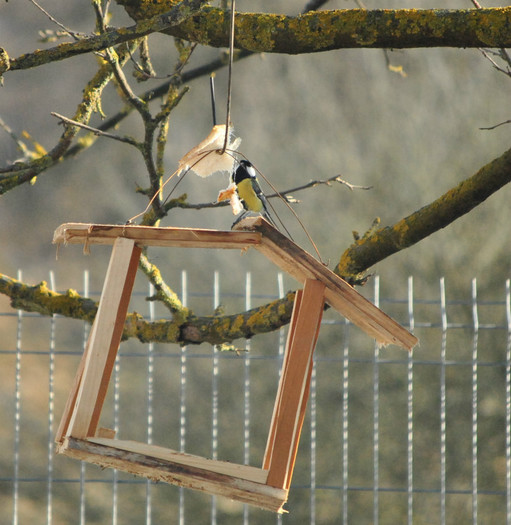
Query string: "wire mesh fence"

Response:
xmin=1 ymin=270 xmax=510 ymax=524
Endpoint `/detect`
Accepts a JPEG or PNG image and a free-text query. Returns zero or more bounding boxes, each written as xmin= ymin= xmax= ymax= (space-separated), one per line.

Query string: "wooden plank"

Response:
xmin=66 ymin=237 xmax=141 ymax=438
xmin=265 ymin=279 xmax=325 ymax=489
xmin=58 ymin=437 xmax=288 ymax=513
xmin=263 ymin=288 xmax=303 ymax=471
xmin=53 ymin=223 xmax=262 ymax=250
xmin=235 ymin=217 xmax=418 ymax=351
xmin=87 ymin=437 xmax=268 ymax=484
xmin=55 ymin=352 xmax=86 ymax=443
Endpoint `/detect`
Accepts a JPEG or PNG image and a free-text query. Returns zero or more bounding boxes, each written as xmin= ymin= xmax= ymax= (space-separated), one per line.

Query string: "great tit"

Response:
xmin=232 ymin=160 xmax=277 ymax=227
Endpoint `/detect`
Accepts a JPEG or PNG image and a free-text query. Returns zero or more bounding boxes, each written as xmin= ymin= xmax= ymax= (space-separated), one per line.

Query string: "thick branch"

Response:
xmin=168 ymin=7 xmax=511 ymax=52
xmin=335 ymin=146 xmax=511 ymax=281
xmin=0 ymin=274 xmax=98 ymax=322
xmin=126 ymin=292 xmax=296 ymax=345
xmin=4 ymin=7 xmax=511 ymax=77
xmin=0 ymin=271 xmax=295 ymax=346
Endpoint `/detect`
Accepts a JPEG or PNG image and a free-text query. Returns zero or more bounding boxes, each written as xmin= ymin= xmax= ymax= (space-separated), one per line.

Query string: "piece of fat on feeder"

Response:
xmin=177 ymin=124 xmax=241 ymax=178
xmin=176 ymin=69 xmax=240 ymax=179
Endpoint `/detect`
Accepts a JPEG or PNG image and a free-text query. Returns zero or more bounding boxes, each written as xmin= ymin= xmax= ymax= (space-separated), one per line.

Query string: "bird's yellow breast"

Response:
xmin=237 ymin=178 xmax=263 ymax=212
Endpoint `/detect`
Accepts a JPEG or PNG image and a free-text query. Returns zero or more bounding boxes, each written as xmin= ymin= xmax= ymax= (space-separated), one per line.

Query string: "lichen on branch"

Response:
xmin=166 ymin=6 xmax=511 ymax=52
xmin=0 ymin=271 xmax=295 ymax=346
xmin=335 ymin=146 xmax=511 ymax=282
xmin=6 ymin=6 xmax=511 ymax=78
xmin=0 ymin=273 xmax=98 ymax=321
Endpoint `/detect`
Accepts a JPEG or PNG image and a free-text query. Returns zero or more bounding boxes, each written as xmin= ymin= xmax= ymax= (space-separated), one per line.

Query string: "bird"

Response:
xmin=232 ymin=160 xmax=277 ymax=227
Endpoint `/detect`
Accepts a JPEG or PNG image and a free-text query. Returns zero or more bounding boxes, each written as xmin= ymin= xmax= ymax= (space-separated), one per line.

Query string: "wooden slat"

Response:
xmin=58 ymin=437 xmax=288 ymax=513
xmin=265 ymin=279 xmax=325 ymax=489
xmin=66 ymin=237 xmax=141 ymax=438
xmin=263 ymin=288 xmax=303 ymax=471
xmin=55 ymin=351 xmax=86 ymax=443
xmin=53 ymin=223 xmax=262 ymax=250
xmin=87 ymin=438 xmax=268 ymax=484
xmin=235 ymin=217 xmax=418 ymax=351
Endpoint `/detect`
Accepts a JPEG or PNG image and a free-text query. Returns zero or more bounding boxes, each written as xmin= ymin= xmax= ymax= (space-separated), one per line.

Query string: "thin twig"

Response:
xmin=479 ymin=48 xmax=511 ymax=75
xmin=479 ymin=119 xmax=511 ymax=131
xmin=51 ymin=112 xmax=140 ymax=146
xmin=91 ymin=0 xmax=109 ymax=34
xmin=105 ymin=47 xmax=150 ymax=117
xmin=162 ymin=174 xmax=370 ymax=212
xmin=268 ymin=174 xmax=372 ymax=200
xmin=28 ymin=0 xmax=82 ymax=41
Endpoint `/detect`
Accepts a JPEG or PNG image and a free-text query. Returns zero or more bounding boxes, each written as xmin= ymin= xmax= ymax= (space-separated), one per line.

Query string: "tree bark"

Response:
xmin=167 ymin=7 xmax=511 ymax=52
xmin=335 ymin=146 xmax=511 ymax=281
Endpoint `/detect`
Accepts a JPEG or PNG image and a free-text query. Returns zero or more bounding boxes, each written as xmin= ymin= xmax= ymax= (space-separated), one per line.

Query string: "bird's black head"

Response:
xmin=234 ymin=160 xmax=256 ymax=184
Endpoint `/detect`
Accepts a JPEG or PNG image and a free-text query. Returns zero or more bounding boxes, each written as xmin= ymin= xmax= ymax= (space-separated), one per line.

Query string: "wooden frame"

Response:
xmin=54 ymin=218 xmax=417 ymax=513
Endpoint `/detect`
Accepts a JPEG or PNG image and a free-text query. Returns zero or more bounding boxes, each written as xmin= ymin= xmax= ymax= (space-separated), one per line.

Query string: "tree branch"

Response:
xmin=0 ymin=270 xmax=295 ymax=345
xmin=4 ymin=6 xmax=511 ymax=78
xmin=0 ymin=273 xmax=98 ymax=322
xmin=335 ymin=146 xmax=511 ymax=282
xmin=127 ymin=292 xmax=296 ymax=346
xmin=51 ymin=112 xmax=140 ymax=146
xmin=138 ymin=251 xmax=191 ymax=322
xmin=3 ymin=0 xmax=206 ymax=74
xmin=167 ymin=7 xmax=511 ymax=53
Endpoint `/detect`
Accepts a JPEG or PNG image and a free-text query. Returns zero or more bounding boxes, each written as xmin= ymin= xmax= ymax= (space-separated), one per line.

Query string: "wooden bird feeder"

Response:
xmin=54 ymin=217 xmax=417 ymax=513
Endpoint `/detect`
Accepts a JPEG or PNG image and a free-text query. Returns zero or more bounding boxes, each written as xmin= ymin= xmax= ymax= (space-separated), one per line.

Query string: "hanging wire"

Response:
xmin=210 ymin=74 xmax=217 ymax=126
xmin=221 ymin=0 xmax=236 ymax=154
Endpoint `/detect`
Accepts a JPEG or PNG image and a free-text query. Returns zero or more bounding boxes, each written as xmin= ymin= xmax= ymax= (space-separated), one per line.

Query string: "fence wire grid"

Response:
xmin=1 ymin=270 xmax=510 ymax=524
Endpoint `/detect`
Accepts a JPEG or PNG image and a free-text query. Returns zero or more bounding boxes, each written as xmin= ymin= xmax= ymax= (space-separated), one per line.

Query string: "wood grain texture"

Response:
xmin=264 ymin=280 xmax=325 ymax=489
xmin=53 ymin=223 xmax=262 ymax=250
xmin=58 ymin=437 xmax=288 ymax=513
